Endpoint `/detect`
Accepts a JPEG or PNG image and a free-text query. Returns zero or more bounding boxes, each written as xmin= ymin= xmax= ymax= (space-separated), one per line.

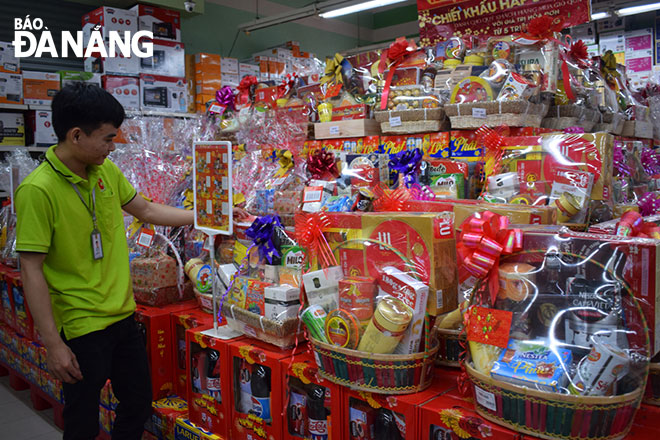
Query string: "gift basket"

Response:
xmin=441 ymin=21 xmax=558 ymax=129
xmin=543 ymin=40 xmax=602 ymax=132
xmin=479 ymin=127 xmax=614 ymax=230
xmin=218 ymin=215 xmax=306 ymax=349
xmin=374 ymin=38 xmax=449 ymax=134
xmin=459 ymin=214 xmax=651 ymax=440
xmin=433 ymin=305 xmax=467 ymax=368
xmin=297 ymin=211 xmax=455 ymax=394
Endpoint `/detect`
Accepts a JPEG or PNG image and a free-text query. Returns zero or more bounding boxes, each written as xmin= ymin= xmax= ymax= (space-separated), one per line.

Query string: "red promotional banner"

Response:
xmin=417 ymin=0 xmax=591 ymax=47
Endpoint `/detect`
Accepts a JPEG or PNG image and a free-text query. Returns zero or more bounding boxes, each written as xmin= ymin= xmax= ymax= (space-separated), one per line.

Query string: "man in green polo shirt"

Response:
xmin=15 ymin=83 xmax=194 ymax=440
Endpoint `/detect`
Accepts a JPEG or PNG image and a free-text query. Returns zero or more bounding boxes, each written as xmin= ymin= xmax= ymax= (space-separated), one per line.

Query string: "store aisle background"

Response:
xmin=0 ymin=376 xmax=61 ymax=440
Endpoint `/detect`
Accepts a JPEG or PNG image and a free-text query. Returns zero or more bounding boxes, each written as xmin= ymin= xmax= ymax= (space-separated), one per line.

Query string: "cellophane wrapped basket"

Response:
xmin=298 ymin=220 xmax=445 ymax=394
xmin=644 ymin=357 xmax=660 ymax=406
xmin=463 ymin=247 xmax=650 ymax=440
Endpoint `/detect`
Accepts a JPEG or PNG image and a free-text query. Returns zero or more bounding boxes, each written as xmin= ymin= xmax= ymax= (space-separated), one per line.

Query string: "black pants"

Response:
xmin=61 ymin=314 xmax=152 ymax=440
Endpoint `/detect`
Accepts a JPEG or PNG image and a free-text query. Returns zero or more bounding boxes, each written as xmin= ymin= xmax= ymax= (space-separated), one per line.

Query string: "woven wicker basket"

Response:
xmin=594 ymin=113 xmax=625 ymax=135
xmin=643 ymin=362 xmax=660 ymax=406
xmin=466 ymin=362 xmax=644 ymax=440
xmin=445 ymin=100 xmax=548 ymax=129
xmin=309 ymin=335 xmax=438 ymax=394
xmin=221 ymin=302 xmax=303 ymax=349
xmin=621 ymin=121 xmax=654 ymax=139
xmin=374 ymin=107 xmax=445 ymax=123
xmin=435 ymin=328 xmax=465 ymax=368
xmin=380 ymin=119 xmax=450 ymax=134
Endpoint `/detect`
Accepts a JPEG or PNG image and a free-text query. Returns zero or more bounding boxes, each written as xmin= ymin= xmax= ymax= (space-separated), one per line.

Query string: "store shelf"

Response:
xmin=0 ymin=103 xmax=29 ymax=110
xmin=126 ymin=109 xmax=197 ymax=118
xmin=28 ymin=104 xmax=51 ymax=111
xmin=0 ymin=145 xmax=49 ymax=152
xmin=0 ymin=191 xmax=9 ymax=198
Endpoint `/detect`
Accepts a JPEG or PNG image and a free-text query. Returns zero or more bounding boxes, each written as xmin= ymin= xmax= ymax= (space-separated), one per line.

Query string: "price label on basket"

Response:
xmin=193 ymin=141 xmax=233 ymax=236
xmin=472 ymin=108 xmax=487 ymax=118
xmin=389 ymin=116 xmax=402 ymax=127
xmin=329 ymin=125 xmax=340 ymax=135
xmin=136 ymin=227 xmax=155 ymax=248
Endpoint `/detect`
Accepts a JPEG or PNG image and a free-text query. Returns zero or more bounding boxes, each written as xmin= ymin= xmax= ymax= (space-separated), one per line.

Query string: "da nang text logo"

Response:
xmin=12 ymin=16 xmax=153 ymax=58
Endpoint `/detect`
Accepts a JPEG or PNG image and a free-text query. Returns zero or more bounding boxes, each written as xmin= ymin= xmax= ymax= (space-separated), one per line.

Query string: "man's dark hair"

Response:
xmin=52 ymin=82 xmax=125 ymax=141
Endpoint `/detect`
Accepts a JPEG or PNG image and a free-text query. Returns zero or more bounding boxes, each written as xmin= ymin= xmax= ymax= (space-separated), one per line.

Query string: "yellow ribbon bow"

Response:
xmin=601 ymin=50 xmax=620 ymax=82
xmin=321 ymin=53 xmax=344 ymax=85
xmin=274 ymin=149 xmax=293 ymax=178
xmin=183 ymin=188 xmax=194 ymax=210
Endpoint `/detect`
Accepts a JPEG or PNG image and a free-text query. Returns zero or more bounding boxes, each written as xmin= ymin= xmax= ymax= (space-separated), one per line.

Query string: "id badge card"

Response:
xmin=91 ymin=229 xmax=104 ymax=260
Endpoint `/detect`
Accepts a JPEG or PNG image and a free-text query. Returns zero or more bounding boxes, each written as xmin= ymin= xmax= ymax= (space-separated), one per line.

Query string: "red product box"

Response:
xmin=254 ymin=86 xmax=278 ymax=107
xmin=186 ymin=327 xmax=245 ymax=438
xmin=0 ymin=266 xmax=16 ymax=328
xmin=5 ymin=271 xmax=35 ymax=340
xmin=135 ymin=301 xmax=198 ymax=400
xmin=132 ymin=4 xmax=181 ymax=42
xmin=228 ymin=339 xmax=295 ymax=440
xmin=102 ymin=75 xmax=140 ymax=110
xmin=420 ymin=394 xmax=526 ymax=440
xmin=341 ymin=370 xmax=459 ymax=440
xmin=171 ymin=309 xmax=215 ymax=398
xmin=282 ymin=351 xmax=342 ymax=440
xmin=139 ymin=74 xmax=188 ymax=112
xmin=149 ymin=397 xmax=188 ymax=440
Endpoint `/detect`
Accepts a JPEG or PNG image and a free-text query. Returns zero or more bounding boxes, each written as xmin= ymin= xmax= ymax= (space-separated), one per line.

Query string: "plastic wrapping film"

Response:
xmin=218 ymin=215 xmax=304 ymax=349
xmin=456 ymin=213 xmax=651 ymax=439
xmin=0 ymin=149 xmax=41 ymax=197
xmin=479 ymin=129 xmax=614 ymax=229
xmin=296 ymin=211 xmax=458 ymax=355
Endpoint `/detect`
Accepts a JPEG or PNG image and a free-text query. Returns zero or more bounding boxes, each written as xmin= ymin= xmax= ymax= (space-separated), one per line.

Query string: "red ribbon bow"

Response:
xmin=378 ymin=37 xmax=419 ymax=110
xmin=237 ymin=75 xmax=258 ymax=106
xmin=295 ymin=212 xmax=338 ymax=268
xmin=524 ymin=15 xmax=564 ymax=41
xmin=372 ymin=183 xmax=411 ymax=212
xmin=615 ymin=211 xmax=660 ymax=239
xmin=457 ymin=211 xmax=523 ymax=305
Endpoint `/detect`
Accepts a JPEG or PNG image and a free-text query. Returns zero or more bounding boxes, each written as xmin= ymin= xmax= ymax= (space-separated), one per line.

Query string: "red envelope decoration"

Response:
xmin=465 ymin=306 xmax=512 ymax=348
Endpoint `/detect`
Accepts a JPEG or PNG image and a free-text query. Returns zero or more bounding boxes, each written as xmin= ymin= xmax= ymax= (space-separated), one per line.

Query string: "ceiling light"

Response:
xmin=319 ymin=0 xmax=407 ymax=18
xmin=616 ymin=2 xmax=660 ymax=16
xmin=590 ymin=11 xmax=611 ymax=20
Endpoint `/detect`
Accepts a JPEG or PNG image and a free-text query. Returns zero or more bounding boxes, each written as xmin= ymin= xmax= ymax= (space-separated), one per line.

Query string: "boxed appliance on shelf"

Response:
xmin=25 ymin=110 xmax=57 ymax=146
xmin=82 ymin=6 xmax=138 ymax=43
xmin=58 ymin=71 xmax=102 ymax=88
xmin=0 ymin=41 xmax=19 ymax=74
xmin=0 ymin=112 xmax=25 ymax=146
xmin=23 ymin=71 xmax=60 ymax=106
xmin=131 ymin=4 xmax=181 ymax=42
xmin=102 ymin=75 xmax=140 ymax=110
xmin=0 ymin=72 xmax=23 ymax=105
xmin=140 ymin=74 xmax=188 ymax=112
xmin=140 ymin=40 xmax=186 ymax=78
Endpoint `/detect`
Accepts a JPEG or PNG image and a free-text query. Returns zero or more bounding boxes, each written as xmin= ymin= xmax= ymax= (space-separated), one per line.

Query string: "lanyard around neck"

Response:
xmin=70 ymin=183 xmax=98 ymax=230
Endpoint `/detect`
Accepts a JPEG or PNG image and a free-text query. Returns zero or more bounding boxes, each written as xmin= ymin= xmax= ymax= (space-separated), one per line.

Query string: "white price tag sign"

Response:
xmin=475 ymin=386 xmax=497 ymax=411
xmin=329 ymin=125 xmax=340 ymax=135
xmin=389 ymin=116 xmax=402 ymax=127
xmin=472 ymin=108 xmax=487 ymax=118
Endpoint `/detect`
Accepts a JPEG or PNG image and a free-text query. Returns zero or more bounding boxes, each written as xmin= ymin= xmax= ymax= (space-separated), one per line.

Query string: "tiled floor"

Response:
xmin=0 ymin=375 xmax=62 ymax=439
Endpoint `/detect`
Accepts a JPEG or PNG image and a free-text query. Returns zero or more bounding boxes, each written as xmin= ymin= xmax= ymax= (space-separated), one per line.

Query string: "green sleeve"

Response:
xmin=15 ymin=184 xmax=54 ymax=253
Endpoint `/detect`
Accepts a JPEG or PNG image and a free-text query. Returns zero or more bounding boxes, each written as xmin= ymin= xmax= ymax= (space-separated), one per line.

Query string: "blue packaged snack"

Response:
xmin=491 ymin=339 xmax=572 ymax=392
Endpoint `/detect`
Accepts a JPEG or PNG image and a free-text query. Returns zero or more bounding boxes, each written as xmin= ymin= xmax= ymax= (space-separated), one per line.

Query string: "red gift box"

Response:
xmin=341 ymin=368 xmax=461 ymax=440
xmin=186 ymin=327 xmax=244 ymax=438
xmin=282 ymin=351 xmax=342 ymax=440
xmin=420 ymin=393 xmax=526 ymax=440
xmin=171 ymin=309 xmax=215 ymax=398
xmin=4 ymin=270 xmax=35 ymax=340
xmin=228 ymin=339 xmax=296 ymax=440
xmin=135 ymin=301 xmax=198 ymax=400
